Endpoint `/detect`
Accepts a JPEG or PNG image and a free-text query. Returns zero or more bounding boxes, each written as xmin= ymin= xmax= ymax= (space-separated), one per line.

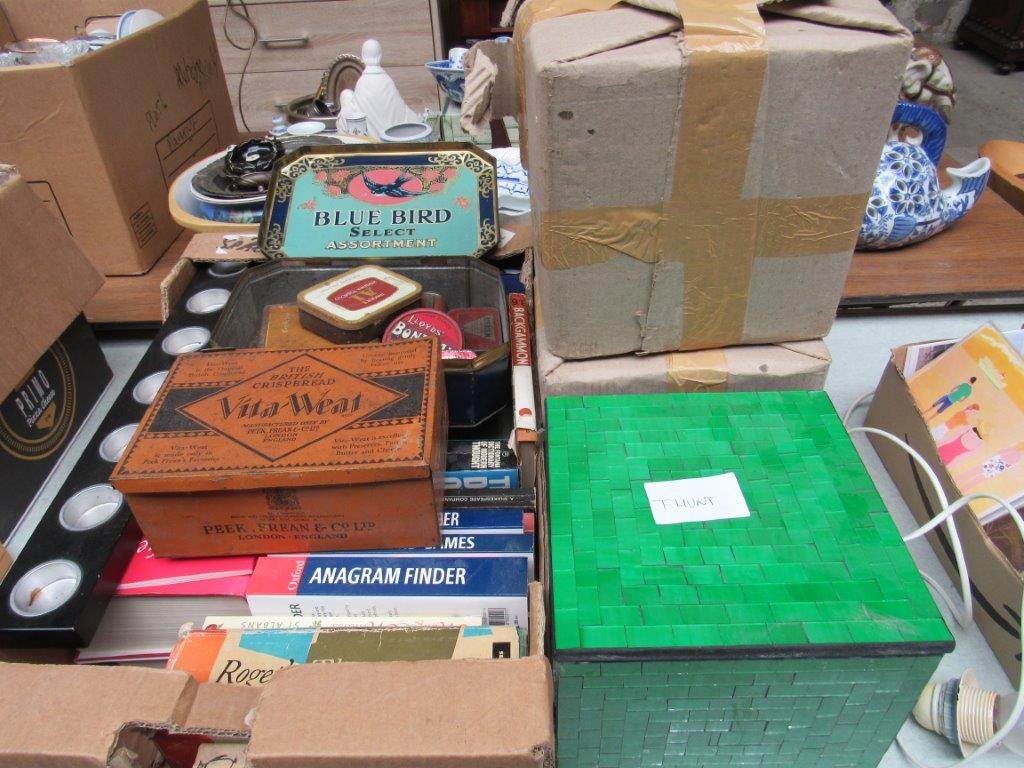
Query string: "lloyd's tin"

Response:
xmin=297 ymin=265 xmax=422 ymax=343
xmin=383 ymin=308 xmax=463 ymax=352
xmin=258 ymin=143 xmax=498 ymax=259
xmin=110 ymin=340 xmax=447 ymax=557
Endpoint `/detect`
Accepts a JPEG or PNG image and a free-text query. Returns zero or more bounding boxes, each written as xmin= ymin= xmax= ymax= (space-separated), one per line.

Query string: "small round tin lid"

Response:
xmin=383 ymin=309 xmax=463 ymax=351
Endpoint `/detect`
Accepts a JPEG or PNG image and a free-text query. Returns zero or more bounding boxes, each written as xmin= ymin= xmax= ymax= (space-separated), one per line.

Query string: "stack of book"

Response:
xmin=81 ymin=444 xmax=536 ymax=677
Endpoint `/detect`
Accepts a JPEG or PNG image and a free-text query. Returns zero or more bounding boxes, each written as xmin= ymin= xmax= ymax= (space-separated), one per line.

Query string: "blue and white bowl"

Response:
xmin=426 ymin=60 xmax=466 ymax=104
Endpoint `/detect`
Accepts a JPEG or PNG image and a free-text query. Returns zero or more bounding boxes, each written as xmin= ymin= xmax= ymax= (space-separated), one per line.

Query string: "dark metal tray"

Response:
xmin=211 ymin=258 xmax=510 ymax=427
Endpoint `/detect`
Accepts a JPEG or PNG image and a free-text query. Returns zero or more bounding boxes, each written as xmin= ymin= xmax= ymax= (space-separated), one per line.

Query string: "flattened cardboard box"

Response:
xmin=0 ymin=0 xmax=238 ymax=275
xmin=112 ymin=340 xmax=447 ymax=557
xmin=866 ymin=344 xmax=1023 ymax=685
xmin=0 ymin=583 xmax=553 ymax=768
xmin=514 ymin=0 xmax=912 ymax=358
xmin=534 ymin=283 xmax=830 ymax=398
xmin=0 ymin=167 xmax=105 ymax=398
xmin=0 ymin=166 xmax=110 ymax=578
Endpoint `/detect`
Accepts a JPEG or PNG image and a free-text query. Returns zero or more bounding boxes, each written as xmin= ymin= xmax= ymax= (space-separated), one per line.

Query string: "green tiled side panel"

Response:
xmin=556 ymin=655 xmax=940 ymax=768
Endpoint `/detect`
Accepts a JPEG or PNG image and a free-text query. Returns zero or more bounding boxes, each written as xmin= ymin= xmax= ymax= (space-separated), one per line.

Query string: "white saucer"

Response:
xmin=287 ymin=121 xmax=327 ymax=136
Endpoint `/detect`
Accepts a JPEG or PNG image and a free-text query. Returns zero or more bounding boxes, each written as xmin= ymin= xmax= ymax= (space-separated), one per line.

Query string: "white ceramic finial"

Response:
xmin=361 ymin=39 xmax=383 ymax=71
xmin=352 ymin=38 xmax=418 ymax=137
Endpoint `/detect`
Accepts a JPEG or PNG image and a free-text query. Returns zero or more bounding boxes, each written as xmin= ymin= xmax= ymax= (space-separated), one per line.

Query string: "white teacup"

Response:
xmin=448 ymin=47 xmax=468 ymax=70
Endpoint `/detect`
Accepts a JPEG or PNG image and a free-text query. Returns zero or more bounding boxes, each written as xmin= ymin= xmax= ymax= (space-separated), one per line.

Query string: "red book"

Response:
xmin=116 ymin=539 xmax=256 ymax=596
xmin=76 ymin=541 xmax=253 ymax=664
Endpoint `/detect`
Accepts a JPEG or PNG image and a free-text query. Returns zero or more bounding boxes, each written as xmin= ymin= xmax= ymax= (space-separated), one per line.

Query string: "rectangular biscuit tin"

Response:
xmin=259 ymin=143 xmax=499 ymax=259
xmin=111 ymin=339 xmax=447 ymax=557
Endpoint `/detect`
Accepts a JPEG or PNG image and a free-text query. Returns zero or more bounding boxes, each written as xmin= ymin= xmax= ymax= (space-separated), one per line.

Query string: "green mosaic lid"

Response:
xmin=547 ymin=391 xmax=953 ymax=660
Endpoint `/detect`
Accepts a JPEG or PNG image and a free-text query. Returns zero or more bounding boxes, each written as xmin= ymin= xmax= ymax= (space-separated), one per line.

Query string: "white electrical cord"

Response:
xmin=843 ymin=392 xmax=1024 ymax=767
xmin=847 ymin=426 xmax=972 ymax=626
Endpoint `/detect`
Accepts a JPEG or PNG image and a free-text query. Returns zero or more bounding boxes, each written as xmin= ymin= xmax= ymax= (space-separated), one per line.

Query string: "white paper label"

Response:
xmin=499 ymin=228 xmax=516 ymax=248
xmin=644 ymin=472 xmax=751 ymax=525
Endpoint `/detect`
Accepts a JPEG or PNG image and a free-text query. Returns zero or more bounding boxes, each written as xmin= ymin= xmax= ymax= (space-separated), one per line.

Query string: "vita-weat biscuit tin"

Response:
xmin=111 ymin=339 xmax=447 ymax=557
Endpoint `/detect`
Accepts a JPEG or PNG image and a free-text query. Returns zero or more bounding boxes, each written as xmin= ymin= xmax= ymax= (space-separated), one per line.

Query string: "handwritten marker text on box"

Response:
xmin=644 ymin=472 xmax=751 ymax=525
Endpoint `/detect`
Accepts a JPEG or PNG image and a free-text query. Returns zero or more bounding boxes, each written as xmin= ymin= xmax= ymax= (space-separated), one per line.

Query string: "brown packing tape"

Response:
xmin=666 ymin=349 xmax=729 ymax=391
xmin=756 ymin=194 xmax=870 ymax=257
xmin=670 ymin=1 xmax=766 ymax=348
xmin=540 ymin=193 xmax=871 ymax=266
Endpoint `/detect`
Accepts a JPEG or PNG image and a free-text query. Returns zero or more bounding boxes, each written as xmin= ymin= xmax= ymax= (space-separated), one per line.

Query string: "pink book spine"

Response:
xmin=117 ymin=540 xmax=256 ymax=595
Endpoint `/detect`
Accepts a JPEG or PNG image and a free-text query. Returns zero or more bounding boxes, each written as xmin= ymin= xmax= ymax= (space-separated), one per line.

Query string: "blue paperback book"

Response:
xmin=306 ymin=532 xmax=535 ymax=574
xmin=247 ymin=555 xmax=529 ymax=628
xmin=440 ymin=508 xmax=527 ymax=532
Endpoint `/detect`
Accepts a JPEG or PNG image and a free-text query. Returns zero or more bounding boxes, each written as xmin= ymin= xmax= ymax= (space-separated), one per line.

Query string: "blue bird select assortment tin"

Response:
xmin=258 ymin=143 xmax=499 ymax=260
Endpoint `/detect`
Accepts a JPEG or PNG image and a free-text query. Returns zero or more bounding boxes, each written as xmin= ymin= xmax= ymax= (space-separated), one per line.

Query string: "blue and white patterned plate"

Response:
xmin=487 ymin=147 xmax=530 ymax=213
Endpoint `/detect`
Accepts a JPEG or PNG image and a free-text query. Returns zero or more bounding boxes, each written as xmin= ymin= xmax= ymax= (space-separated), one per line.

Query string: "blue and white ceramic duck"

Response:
xmin=858 ymin=101 xmax=991 ymax=250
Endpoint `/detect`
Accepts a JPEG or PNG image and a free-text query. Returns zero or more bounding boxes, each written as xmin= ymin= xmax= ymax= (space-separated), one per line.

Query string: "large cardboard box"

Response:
xmin=0 ymin=583 xmax=553 ymax=768
xmin=512 ymin=0 xmax=911 ymax=358
xmin=0 ymin=166 xmax=110 ymax=578
xmin=866 ymin=344 xmax=1023 ymax=684
xmin=0 ymin=0 xmax=238 ymax=276
xmin=535 ymin=284 xmax=830 ymax=398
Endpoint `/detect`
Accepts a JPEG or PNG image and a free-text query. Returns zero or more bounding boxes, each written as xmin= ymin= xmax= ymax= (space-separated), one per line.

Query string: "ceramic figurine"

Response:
xmin=339 ymin=89 xmax=368 ymax=135
xmin=858 ymin=102 xmax=990 ymax=251
xmin=901 ymin=43 xmax=956 ymax=123
xmin=352 ymin=39 xmax=419 ymax=138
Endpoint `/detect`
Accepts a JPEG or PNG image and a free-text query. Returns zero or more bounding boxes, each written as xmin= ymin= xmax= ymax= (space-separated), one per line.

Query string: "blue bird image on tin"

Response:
xmin=361 ymin=172 xmax=427 ymax=198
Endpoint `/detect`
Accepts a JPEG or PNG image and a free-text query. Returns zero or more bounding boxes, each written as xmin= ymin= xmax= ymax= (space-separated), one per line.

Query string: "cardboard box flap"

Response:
xmin=764 ymin=0 xmax=909 ymax=34
xmin=518 ymin=0 xmax=908 ymax=55
xmin=172 ymin=683 xmax=260 ymax=737
xmin=247 ymin=656 xmax=554 ymax=767
xmin=0 ymin=663 xmax=196 ymax=767
xmin=527 ymin=581 xmax=546 ymax=656
xmin=0 ymin=166 xmax=105 ymax=400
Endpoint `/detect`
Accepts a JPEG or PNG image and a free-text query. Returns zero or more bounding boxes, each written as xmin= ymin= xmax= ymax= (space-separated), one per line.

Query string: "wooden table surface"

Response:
xmin=842 ymin=156 xmax=1024 ymax=306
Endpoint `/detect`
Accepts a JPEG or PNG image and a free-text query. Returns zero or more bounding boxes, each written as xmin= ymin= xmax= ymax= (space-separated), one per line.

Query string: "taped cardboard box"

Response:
xmin=535 ymin=283 xmax=830 ymax=397
xmin=865 ymin=344 xmax=1022 ymax=684
xmin=502 ymin=0 xmax=911 ymax=358
xmin=0 ymin=0 xmax=238 ymax=276
xmin=0 ymin=583 xmax=553 ymax=768
xmin=0 ymin=166 xmax=111 ymax=580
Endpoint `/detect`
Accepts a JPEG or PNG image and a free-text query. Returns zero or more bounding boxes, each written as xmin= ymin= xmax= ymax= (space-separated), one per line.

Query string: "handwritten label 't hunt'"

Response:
xmin=643 ymin=472 xmax=751 ymax=526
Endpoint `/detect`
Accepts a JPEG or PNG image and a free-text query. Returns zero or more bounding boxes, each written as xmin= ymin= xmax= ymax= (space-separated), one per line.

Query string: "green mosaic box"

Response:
xmin=546 ymin=391 xmax=953 ymax=768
